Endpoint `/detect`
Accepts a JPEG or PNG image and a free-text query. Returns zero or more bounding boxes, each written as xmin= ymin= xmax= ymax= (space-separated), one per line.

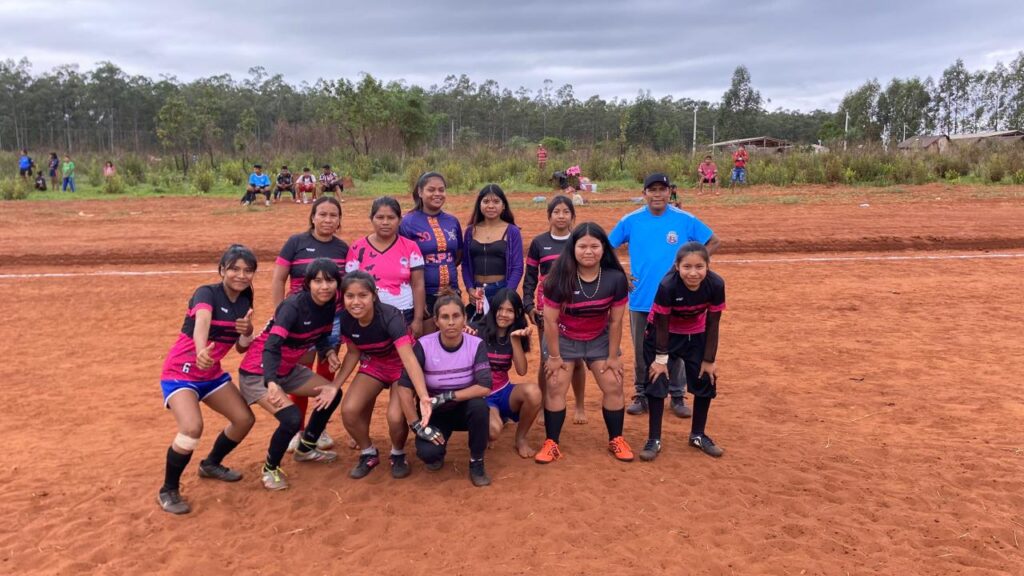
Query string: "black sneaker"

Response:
xmin=349 ymin=450 xmax=380 ymax=479
xmin=689 ymin=434 xmax=724 ymax=458
xmin=425 ymin=458 xmax=444 ymax=471
xmin=469 ymin=460 xmax=491 ymax=487
xmin=390 ymin=453 xmax=411 ymax=479
xmin=157 ymin=488 xmax=191 ymax=515
xmin=625 ymin=395 xmax=648 ymax=415
xmin=670 ymin=397 xmax=692 ymax=418
xmin=198 ymin=461 xmax=243 ymax=482
xmin=638 ymin=439 xmax=662 ymax=462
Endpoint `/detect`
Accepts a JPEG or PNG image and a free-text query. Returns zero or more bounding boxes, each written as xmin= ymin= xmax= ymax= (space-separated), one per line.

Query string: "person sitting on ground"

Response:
xmin=697 ymin=155 xmax=718 ymax=193
xmin=242 ymin=164 xmax=272 ymax=207
xmin=296 ymin=167 xmax=317 ymax=204
xmin=552 ymin=171 xmax=569 ymax=192
xmin=318 ymin=164 xmax=343 ymax=201
xmin=34 ymin=171 xmax=47 ymax=191
xmin=274 ymin=165 xmax=296 ymax=203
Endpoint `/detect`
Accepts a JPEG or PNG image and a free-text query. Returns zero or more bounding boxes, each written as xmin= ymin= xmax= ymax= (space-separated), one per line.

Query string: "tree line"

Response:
xmin=2 ymin=54 xmax=1022 ymax=166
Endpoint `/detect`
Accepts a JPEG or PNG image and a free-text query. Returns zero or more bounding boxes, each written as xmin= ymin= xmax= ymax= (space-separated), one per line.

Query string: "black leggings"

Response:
xmin=415 ymin=397 xmax=490 ymax=462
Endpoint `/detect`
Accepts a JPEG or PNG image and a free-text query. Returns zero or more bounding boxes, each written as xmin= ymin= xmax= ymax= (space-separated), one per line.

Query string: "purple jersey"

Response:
xmin=239 ymin=291 xmax=334 ymax=378
xmin=275 ymin=232 xmax=349 ymax=295
xmin=544 ymin=268 xmax=629 ymax=340
xmin=162 ymin=283 xmax=253 ymax=381
xmin=400 ymin=332 xmax=492 ymax=395
xmin=647 ymin=270 xmax=726 ymax=335
xmin=400 ymin=210 xmax=463 ymax=295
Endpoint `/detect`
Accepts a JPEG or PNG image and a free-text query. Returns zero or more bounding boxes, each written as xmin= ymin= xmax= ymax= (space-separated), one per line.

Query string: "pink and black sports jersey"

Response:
xmin=276 ymin=232 xmax=349 ymax=295
xmin=239 ymin=291 xmax=335 ymax=378
xmin=162 ymin=283 xmax=253 ymax=381
xmin=523 ymin=232 xmax=570 ymax=313
xmin=647 ymin=270 xmax=726 ymax=335
xmin=345 ymin=236 xmax=424 ymax=312
xmin=338 ymin=303 xmax=413 ymax=360
xmin=485 ymin=337 xmax=513 ymax=392
xmin=543 ymin=268 xmax=629 ymax=340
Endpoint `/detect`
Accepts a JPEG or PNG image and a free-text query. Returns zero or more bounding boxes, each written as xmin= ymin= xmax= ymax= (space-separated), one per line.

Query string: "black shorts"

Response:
xmin=321 ymin=182 xmax=343 ymax=192
xmin=642 ymin=329 xmax=716 ymax=399
xmin=19 ymin=168 xmax=32 ymax=177
xmin=701 ymin=177 xmax=716 ymax=184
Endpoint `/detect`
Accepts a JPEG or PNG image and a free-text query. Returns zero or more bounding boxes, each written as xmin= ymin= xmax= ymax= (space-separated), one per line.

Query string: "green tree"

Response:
xmin=717 ymin=65 xmax=763 ymax=140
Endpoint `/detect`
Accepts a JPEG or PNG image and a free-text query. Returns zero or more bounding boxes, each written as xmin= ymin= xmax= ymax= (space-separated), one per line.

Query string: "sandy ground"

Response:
xmin=1 ymin=183 xmax=1022 ymax=575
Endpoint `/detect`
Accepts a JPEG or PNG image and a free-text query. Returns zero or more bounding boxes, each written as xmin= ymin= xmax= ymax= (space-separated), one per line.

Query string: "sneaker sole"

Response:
xmin=639 ymin=452 xmax=659 ymax=462
xmin=156 ymin=494 xmax=191 ymax=515
xmin=197 ymin=467 xmax=242 ymax=482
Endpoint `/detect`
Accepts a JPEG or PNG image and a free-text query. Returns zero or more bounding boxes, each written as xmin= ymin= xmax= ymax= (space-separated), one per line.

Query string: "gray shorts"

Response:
xmin=558 ymin=330 xmax=611 ymax=363
xmin=238 ymin=365 xmax=315 ymax=405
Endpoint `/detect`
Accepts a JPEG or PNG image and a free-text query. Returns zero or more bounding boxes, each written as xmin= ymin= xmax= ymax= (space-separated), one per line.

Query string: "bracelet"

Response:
xmin=548 ymin=355 xmax=561 ymax=360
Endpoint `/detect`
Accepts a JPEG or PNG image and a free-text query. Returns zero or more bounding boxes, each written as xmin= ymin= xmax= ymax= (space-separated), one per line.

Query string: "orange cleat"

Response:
xmin=608 ymin=436 xmax=635 ymax=462
xmin=534 ymin=439 xmax=562 ymax=464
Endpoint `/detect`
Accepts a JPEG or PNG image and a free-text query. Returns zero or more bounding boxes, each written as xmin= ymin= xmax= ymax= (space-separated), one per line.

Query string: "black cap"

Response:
xmin=643 ymin=172 xmax=670 ymax=189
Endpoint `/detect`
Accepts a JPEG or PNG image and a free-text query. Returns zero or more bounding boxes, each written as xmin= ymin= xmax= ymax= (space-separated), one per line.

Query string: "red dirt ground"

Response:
xmin=1 ymin=184 xmax=1022 ymax=575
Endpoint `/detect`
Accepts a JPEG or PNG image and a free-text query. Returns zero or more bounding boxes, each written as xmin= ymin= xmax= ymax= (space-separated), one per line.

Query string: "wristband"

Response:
xmin=548 ymin=355 xmax=561 ymax=360
xmin=702 ymin=358 xmax=715 ymax=364
xmin=654 ymin=354 xmax=669 ymax=365
xmin=238 ymin=334 xmax=254 ymax=347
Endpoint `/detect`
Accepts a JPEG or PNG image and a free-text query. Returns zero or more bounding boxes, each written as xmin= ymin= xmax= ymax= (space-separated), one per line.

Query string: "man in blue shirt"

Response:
xmin=609 ymin=172 xmax=721 ymax=417
xmin=18 ymin=149 xmax=34 ymax=178
xmin=241 ymin=164 xmax=272 ymax=206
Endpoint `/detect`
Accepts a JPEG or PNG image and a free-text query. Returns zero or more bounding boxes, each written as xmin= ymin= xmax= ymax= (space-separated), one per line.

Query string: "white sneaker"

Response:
xmin=264 ymin=200 xmax=271 ymax=207
xmin=317 ymin=431 xmax=335 ymax=450
xmin=286 ymin=431 xmax=300 ymax=453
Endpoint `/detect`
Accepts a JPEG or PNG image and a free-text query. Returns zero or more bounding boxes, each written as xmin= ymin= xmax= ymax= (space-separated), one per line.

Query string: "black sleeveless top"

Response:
xmin=469 ymin=237 xmax=507 ymax=276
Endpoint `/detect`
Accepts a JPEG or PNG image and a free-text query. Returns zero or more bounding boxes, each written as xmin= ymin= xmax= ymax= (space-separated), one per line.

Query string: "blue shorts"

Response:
xmin=160 ymin=372 xmax=232 ymax=408
xmin=731 ymin=167 xmax=746 ymax=183
xmin=486 ymin=384 xmax=519 ymax=423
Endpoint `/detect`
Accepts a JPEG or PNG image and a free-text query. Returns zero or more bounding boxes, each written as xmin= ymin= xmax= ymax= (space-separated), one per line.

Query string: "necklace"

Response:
xmin=577 ymin=268 xmax=602 ymax=298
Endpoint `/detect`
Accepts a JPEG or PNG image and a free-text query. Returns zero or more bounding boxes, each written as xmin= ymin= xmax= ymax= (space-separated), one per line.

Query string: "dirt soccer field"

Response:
xmin=1 ymin=184 xmax=1023 ymax=575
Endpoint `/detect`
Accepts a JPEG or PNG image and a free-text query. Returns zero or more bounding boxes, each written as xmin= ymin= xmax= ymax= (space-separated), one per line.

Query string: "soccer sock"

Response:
xmin=543 ymin=409 xmax=566 ymax=443
xmin=602 ymin=407 xmax=625 ymax=440
xmin=162 ymin=446 xmax=193 ymax=492
xmin=690 ymin=396 xmax=712 ymax=438
xmin=646 ymin=395 xmax=665 ymax=441
xmin=390 ymin=448 xmax=405 ymax=456
xmin=202 ymin=431 xmax=240 ymax=467
xmin=266 ymin=405 xmax=301 ymax=469
xmin=298 ymin=390 xmax=342 ymax=452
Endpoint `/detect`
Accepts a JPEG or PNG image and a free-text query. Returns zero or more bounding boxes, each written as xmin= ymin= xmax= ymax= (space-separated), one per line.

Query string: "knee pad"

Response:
xmin=274 ymin=404 xmax=303 ymax=436
xmin=173 ymin=433 xmax=200 ymax=452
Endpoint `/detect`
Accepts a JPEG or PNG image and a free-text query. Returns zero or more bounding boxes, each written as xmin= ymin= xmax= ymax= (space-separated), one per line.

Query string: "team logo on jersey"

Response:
xmin=305 ymin=248 xmax=316 ymax=252
xmin=543 ymin=246 xmax=552 ymax=250
xmin=400 ymin=257 xmax=409 ymax=268
xmin=666 ymin=231 xmax=679 ymax=245
xmin=446 ymin=230 xmax=458 ymax=241
xmin=220 ymin=307 xmax=229 ymax=313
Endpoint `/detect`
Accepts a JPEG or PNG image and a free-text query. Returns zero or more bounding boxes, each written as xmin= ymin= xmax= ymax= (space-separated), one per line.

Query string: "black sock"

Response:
xmin=647 ymin=395 xmax=665 ymax=440
xmin=202 ymin=431 xmax=240 ymax=467
xmin=690 ymin=396 xmax=712 ymax=437
xmin=298 ymin=391 xmax=342 ymax=453
xmin=162 ymin=446 xmax=193 ymax=492
xmin=266 ymin=405 xmax=301 ymax=469
xmin=544 ymin=409 xmax=566 ymax=443
xmin=602 ymin=407 xmax=625 ymax=440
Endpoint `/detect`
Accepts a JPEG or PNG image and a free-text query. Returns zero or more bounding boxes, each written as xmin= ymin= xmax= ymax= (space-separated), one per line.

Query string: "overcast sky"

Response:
xmin=2 ymin=0 xmax=1021 ymax=111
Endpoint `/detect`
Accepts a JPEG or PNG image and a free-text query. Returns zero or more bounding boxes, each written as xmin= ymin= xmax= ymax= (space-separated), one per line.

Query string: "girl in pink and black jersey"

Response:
xmin=271 ymin=196 xmax=348 ymax=452
xmin=640 ymin=242 xmax=726 ymax=461
xmin=476 ymin=289 xmax=542 ymax=458
xmin=345 ymin=196 xmax=426 ymax=336
xmin=238 ymin=258 xmax=343 ymax=491
xmin=535 ymin=222 xmax=634 ymax=465
xmin=395 ymin=293 xmax=495 ymax=487
xmin=334 ymin=271 xmax=430 ymax=480
xmin=522 ymin=195 xmax=587 ymax=424
xmin=157 ymin=245 xmax=258 ymax=515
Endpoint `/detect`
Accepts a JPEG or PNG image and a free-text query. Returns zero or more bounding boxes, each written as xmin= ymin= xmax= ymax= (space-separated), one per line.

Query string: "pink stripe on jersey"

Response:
xmin=491 ymin=369 xmax=509 ymax=391
xmin=544 ymin=295 xmax=627 ymax=340
xmin=210 ymin=319 xmax=235 ymax=327
xmin=161 ymin=333 xmax=233 ymax=381
xmin=270 ymin=325 xmax=289 ymax=338
xmin=394 ymin=334 xmax=412 ymax=349
xmin=189 ymin=302 xmax=213 ymax=315
xmin=275 ymin=256 xmax=292 ymax=267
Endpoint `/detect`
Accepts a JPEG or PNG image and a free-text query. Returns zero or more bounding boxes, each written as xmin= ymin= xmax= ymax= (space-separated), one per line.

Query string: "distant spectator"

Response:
xmin=18 ymin=149 xmax=33 ymax=178
xmin=34 ymin=171 xmax=47 ymax=191
xmin=274 ymin=165 xmax=296 ymax=203
xmin=537 ymin=144 xmax=548 ymax=171
xmin=669 ymin=184 xmax=680 ymax=208
xmin=296 ymin=167 xmax=316 ymax=204
xmin=241 ymin=164 xmax=271 ymax=206
xmin=730 ymin=145 xmax=749 ymax=187
xmin=552 ymin=171 xmax=568 ymax=191
xmin=48 ymin=153 xmax=60 ymax=189
xmin=103 ymin=161 xmax=116 ymax=178
xmin=318 ymin=164 xmax=343 ymax=201
xmin=61 ymin=154 xmax=76 ymax=193
xmin=697 ymin=155 xmax=718 ymax=193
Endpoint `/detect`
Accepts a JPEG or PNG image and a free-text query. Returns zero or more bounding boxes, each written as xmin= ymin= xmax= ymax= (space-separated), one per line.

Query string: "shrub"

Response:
xmin=192 ymin=169 xmax=215 ymax=194
xmin=101 ymin=174 xmax=127 ymax=195
xmin=120 ymin=155 xmax=146 ymax=186
xmin=1 ymin=177 xmax=32 ymax=200
xmin=220 ymin=160 xmax=246 ymax=186
xmin=540 ymin=136 xmax=568 ymax=153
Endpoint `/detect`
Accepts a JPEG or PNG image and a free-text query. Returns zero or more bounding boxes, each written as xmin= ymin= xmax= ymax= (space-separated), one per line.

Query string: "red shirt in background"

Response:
xmin=733 ymin=149 xmax=748 ymax=168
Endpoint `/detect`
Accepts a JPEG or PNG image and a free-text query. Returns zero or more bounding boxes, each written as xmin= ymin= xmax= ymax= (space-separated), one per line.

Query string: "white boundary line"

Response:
xmin=1 ymin=252 xmax=1023 ymax=279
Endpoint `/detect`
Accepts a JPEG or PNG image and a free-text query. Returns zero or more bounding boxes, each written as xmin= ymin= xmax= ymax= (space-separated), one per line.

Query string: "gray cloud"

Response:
xmin=2 ymin=0 xmax=1020 ymax=111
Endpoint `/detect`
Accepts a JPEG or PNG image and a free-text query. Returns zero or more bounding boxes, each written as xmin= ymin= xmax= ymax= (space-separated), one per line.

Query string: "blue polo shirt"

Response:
xmin=608 ymin=205 xmax=714 ymax=313
xmin=249 ymin=172 xmax=270 ymax=187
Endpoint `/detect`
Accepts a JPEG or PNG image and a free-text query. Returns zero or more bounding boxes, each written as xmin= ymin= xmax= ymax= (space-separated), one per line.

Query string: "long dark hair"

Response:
xmin=218 ymin=243 xmax=257 ymax=274
xmin=468 ymin=183 xmax=516 ymax=227
xmin=542 ymin=222 xmax=625 ymax=304
xmin=308 ymin=196 xmax=343 ymax=234
xmin=479 ymin=289 xmax=530 ymax=352
xmin=411 ymin=171 xmax=447 ymax=211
